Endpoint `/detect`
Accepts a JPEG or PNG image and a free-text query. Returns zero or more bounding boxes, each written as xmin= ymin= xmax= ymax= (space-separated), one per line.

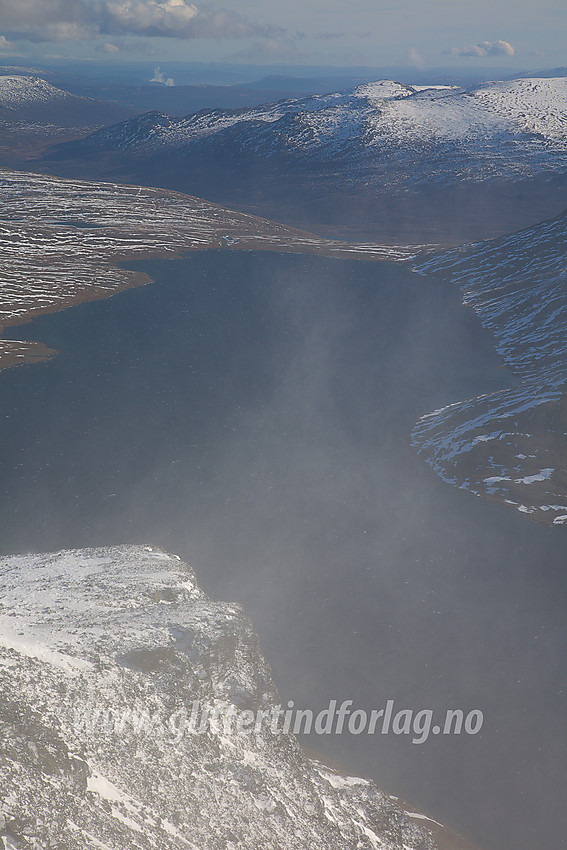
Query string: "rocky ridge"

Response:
xmin=0 ymin=544 xmax=442 ymax=850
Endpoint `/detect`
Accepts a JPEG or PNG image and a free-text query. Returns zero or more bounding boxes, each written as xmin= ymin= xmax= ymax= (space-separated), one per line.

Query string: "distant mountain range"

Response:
xmin=46 ymin=76 xmax=567 ymax=242
xmin=62 ymin=77 xmax=567 ymax=177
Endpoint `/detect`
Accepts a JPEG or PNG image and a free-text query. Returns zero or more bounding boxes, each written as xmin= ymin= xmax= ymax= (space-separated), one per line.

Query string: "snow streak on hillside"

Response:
xmin=0 ymin=169 xmax=420 ymax=370
xmin=0 ymin=544 xmax=440 ymax=850
xmin=412 ymin=210 xmax=567 ymax=526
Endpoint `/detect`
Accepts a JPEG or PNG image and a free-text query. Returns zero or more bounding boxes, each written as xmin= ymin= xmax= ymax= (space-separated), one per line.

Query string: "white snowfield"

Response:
xmin=0 ymin=545 xmax=440 ymax=850
xmin=470 ymin=77 xmax=567 ymax=141
xmin=82 ymin=75 xmax=567 ymax=183
xmin=412 ymin=207 xmax=567 ymax=525
xmin=367 ymin=77 xmax=567 ymax=144
xmin=0 ymin=168 xmax=421 ymax=369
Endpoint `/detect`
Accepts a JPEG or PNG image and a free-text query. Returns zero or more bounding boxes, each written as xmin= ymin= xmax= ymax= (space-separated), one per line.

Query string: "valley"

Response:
xmin=0 ymin=51 xmax=566 ymax=850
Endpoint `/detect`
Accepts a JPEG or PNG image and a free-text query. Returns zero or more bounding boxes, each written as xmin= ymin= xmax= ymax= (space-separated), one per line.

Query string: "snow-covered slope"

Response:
xmin=0 ymin=544 xmax=442 ymax=850
xmin=412 ymin=208 xmax=567 ymax=525
xmin=69 ymin=76 xmax=567 ymax=185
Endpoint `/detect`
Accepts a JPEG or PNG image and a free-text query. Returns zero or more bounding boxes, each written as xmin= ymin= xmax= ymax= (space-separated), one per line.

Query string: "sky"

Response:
xmin=0 ymin=0 xmax=565 ymax=70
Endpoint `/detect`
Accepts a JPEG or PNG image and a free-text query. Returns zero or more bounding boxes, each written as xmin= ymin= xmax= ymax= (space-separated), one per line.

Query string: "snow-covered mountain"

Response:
xmin=412 ymin=207 xmax=567 ymax=525
xmin=0 ymin=76 xmax=78 ymax=110
xmin=0 ymin=75 xmax=131 ymax=129
xmin=0 ymin=544 xmax=457 ymax=850
xmin=49 ymin=75 xmax=567 ymax=242
xmin=67 ymin=77 xmax=567 ymax=182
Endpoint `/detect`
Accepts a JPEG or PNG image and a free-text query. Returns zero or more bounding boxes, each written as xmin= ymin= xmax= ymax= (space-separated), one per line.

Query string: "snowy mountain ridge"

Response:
xmin=74 ymin=76 xmax=567 ymax=183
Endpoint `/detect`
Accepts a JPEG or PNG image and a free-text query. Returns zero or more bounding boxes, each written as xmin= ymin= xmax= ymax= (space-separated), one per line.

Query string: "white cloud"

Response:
xmin=450 ymin=40 xmax=515 ymax=58
xmin=103 ymin=0 xmax=199 ymax=37
xmin=97 ymin=41 xmax=121 ymax=53
xmin=0 ymin=0 xmax=281 ymax=42
xmin=0 ymin=35 xmax=16 ymax=51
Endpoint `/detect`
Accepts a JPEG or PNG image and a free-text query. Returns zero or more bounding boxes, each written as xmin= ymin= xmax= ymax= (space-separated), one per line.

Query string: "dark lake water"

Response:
xmin=1 ymin=250 xmax=566 ymax=850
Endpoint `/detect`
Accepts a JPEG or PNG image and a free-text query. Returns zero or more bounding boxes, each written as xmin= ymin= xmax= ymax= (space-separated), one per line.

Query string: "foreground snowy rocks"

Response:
xmin=0 ymin=544 xmax=439 ymax=850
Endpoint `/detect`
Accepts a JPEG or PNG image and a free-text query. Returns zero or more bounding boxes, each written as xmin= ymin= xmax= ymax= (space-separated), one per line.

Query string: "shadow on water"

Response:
xmin=0 ymin=250 xmax=565 ymax=850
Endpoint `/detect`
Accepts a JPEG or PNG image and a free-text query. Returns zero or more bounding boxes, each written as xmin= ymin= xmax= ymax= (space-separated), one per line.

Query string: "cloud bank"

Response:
xmin=450 ymin=40 xmax=515 ymax=58
xmin=0 ymin=0 xmax=280 ymax=42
